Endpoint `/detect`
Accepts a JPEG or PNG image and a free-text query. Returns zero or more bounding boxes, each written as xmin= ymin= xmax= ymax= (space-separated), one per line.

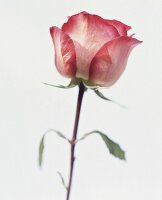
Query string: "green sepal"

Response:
xmin=42 ymin=78 xmax=79 ymax=89
xmin=94 ymin=89 xmax=113 ymax=101
xmin=94 ymin=89 xmax=126 ymax=108
xmin=78 ymin=130 xmax=126 ymax=160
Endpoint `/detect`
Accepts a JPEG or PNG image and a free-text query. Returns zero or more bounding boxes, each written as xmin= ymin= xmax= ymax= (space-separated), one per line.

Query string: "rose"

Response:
xmin=50 ymin=11 xmax=142 ymax=87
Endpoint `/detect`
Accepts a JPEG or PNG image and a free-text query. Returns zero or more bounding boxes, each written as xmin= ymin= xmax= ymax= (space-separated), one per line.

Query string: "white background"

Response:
xmin=0 ymin=0 xmax=162 ymax=199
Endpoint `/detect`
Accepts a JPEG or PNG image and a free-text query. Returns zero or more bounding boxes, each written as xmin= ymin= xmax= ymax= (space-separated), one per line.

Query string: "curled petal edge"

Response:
xmin=89 ymin=36 xmax=142 ymax=87
xmin=50 ymin=26 xmax=77 ymax=78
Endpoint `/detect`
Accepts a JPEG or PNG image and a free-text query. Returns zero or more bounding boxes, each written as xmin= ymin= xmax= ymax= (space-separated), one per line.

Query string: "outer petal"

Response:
xmin=70 ymin=40 xmax=91 ymax=79
xmin=89 ymin=36 xmax=142 ymax=87
xmin=62 ymin=12 xmax=119 ymax=48
xmin=62 ymin=12 xmax=120 ymax=80
xmin=50 ymin=26 xmax=76 ymax=78
xmin=106 ymin=20 xmax=131 ymax=36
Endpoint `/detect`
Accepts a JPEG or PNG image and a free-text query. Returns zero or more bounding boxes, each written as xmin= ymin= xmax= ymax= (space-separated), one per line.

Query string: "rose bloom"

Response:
xmin=50 ymin=11 xmax=142 ymax=87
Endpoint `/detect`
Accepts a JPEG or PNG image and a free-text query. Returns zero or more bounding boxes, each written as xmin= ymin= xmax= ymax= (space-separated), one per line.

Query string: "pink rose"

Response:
xmin=50 ymin=11 xmax=142 ymax=87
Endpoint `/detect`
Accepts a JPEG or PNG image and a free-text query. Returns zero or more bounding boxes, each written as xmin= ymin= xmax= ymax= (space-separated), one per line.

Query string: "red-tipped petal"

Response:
xmin=50 ymin=26 xmax=76 ymax=78
xmin=89 ymin=36 xmax=142 ymax=87
xmin=61 ymin=12 xmax=120 ymax=79
xmin=62 ymin=12 xmax=119 ymax=47
xmin=106 ymin=20 xmax=131 ymax=36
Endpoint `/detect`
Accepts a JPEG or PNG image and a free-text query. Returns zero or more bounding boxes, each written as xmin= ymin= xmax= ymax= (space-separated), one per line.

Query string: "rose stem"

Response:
xmin=66 ymin=82 xmax=85 ymax=200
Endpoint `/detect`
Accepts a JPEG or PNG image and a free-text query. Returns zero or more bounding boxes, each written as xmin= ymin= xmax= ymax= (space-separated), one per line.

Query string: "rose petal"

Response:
xmin=62 ymin=12 xmax=120 ymax=79
xmin=89 ymin=36 xmax=142 ymax=87
xmin=106 ymin=20 xmax=131 ymax=36
xmin=50 ymin=26 xmax=76 ymax=78
xmin=62 ymin=12 xmax=119 ymax=48
xmin=71 ymin=40 xmax=91 ymax=79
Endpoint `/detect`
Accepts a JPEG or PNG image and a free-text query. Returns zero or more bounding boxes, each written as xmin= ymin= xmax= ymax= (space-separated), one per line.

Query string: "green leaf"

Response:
xmin=57 ymin=171 xmax=68 ymax=191
xmin=99 ymin=132 xmax=126 ymax=160
xmin=39 ymin=135 xmax=45 ymax=167
xmin=78 ymin=130 xmax=126 ymax=160
xmin=38 ymin=129 xmax=69 ymax=168
xmin=42 ymin=79 xmax=79 ymax=89
xmin=94 ymin=89 xmax=126 ymax=108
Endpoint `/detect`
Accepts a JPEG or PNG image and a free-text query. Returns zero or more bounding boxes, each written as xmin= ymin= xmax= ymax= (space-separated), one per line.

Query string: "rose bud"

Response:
xmin=50 ymin=11 xmax=142 ymax=87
